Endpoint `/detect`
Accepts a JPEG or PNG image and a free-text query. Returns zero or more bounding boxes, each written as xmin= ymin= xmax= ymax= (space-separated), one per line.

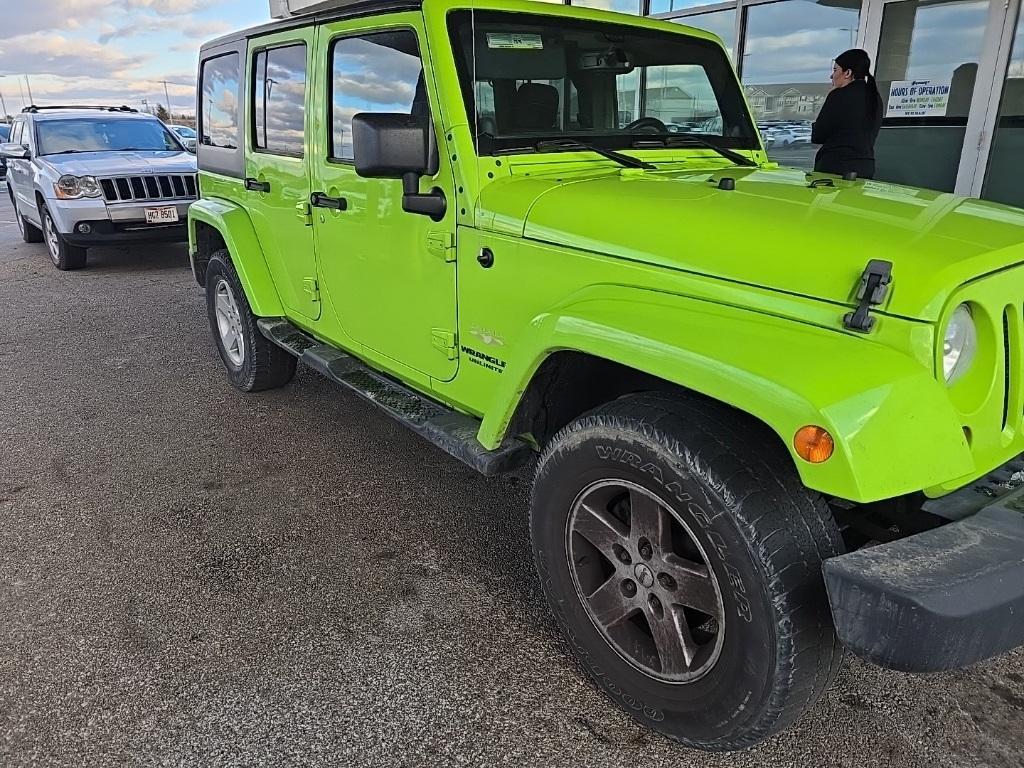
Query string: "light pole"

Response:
xmin=162 ymin=80 xmax=172 ymax=118
xmin=24 ymin=75 xmax=33 ymax=105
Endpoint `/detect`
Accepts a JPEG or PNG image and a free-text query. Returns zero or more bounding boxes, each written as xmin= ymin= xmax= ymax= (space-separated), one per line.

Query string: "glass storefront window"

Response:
xmin=741 ymin=0 xmax=861 ymax=171
xmin=672 ymin=9 xmax=737 ymax=59
xmin=650 ymin=0 xmax=721 ymax=13
xmin=981 ymin=9 xmax=1024 ymax=207
xmin=873 ymin=0 xmax=988 ymax=191
xmin=571 ymin=0 xmax=644 ymax=12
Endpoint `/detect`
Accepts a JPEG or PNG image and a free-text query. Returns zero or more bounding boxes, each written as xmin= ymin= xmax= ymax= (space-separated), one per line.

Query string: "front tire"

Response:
xmin=40 ymin=205 xmax=86 ymax=270
xmin=530 ymin=392 xmax=844 ymax=751
xmin=205 ymin=250 xmax=296 ymax=393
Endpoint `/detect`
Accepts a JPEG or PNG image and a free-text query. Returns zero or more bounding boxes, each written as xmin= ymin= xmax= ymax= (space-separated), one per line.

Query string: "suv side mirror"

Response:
xmin=352 ymin=113 xmax=446 ymax=220
xmin=0 ymin=142 xmax=29 ymax=161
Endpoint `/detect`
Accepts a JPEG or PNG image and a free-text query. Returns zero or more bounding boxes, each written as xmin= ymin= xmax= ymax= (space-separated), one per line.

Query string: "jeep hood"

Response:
xmin=478 ymin=165 xmax=1024 ymax=321
xmin=42 ymin=151 xmax=197 ymax=177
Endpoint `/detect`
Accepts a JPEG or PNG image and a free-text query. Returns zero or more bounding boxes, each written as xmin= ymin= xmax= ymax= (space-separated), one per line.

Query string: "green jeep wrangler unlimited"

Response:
xmin=190 ymin=0 xmax=1024 ymax=750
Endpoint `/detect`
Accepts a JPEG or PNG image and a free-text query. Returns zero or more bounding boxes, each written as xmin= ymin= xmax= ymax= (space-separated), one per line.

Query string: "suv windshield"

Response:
xmin=449 ymin=11 xmax=758 ymax=156
xmin=173 ymin=126 xmax=197 ymax=139
xmin=36 ymin=118 xmax=182 ymax=156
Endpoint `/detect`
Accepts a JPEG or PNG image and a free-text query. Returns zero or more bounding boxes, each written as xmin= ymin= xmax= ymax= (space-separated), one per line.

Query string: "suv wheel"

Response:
xmin=8 ymin=185 xmax=42 ymax=244
xmin=40 ymin=205 xmax=86 ymax=270
xmin=205 ymin=250 xmax=296 ymax=392
xmin=531 ymin=392 xmax=844 ymax=751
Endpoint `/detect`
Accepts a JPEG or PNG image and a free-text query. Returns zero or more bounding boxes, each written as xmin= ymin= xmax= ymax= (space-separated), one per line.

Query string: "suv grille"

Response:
xmin=100 ymin=174 xmax=197 ymax=203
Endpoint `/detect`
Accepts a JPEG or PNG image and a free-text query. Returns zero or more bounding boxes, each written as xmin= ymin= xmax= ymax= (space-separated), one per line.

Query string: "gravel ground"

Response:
xmin=0 ymin=188 xmax=1022 ymax=768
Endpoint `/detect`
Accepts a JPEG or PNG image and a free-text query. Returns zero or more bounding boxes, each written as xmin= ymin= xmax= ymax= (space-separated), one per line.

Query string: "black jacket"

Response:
xmin=812 ymin=80 xmax=883 ymax=178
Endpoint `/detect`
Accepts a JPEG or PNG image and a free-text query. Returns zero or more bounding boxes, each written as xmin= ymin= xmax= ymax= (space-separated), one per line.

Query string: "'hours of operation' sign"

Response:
xmin=886 ymin=80 xmax=952 ymax=118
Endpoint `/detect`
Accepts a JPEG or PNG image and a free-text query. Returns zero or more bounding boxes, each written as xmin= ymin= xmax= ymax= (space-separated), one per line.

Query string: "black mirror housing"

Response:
xmin=0 ymin=142 xmax=30 ymax=161
xmin=352 ymin=113 xmax=446 ymax=221
xmin=352 ymin=113 xmax=438 ymax=179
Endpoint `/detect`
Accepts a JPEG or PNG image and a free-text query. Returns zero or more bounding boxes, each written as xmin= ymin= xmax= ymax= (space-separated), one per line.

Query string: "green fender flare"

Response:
xmin=478 ymin=285 xmax=973 ymax=504
xmin=188 ymin=199 xmax=284 ymax=318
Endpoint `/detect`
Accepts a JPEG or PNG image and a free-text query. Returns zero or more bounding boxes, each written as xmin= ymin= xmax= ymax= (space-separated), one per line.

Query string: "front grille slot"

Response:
xmin=100 ymin=173 xmax=198 ymax=203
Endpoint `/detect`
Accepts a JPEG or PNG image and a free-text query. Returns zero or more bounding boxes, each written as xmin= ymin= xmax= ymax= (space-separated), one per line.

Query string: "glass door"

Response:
xmin=862 ymin=0 xmax=1017 ymax=195
xmin=981 ymin=0 xmax=1024 ymax=206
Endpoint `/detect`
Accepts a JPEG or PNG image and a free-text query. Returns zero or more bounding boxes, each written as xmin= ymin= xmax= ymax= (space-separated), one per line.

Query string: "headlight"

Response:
xmin=54 ymin=175 xmax=102 ymax=199
xmin=943 ymin=303 xmax=977 ymax=386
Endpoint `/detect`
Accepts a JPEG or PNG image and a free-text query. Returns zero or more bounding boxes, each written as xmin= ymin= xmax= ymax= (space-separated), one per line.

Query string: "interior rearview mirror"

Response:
xmin=0 ymin=142 xmax=30 ymax=161
xmin=352 ymin=113 xmax=446 ymax=220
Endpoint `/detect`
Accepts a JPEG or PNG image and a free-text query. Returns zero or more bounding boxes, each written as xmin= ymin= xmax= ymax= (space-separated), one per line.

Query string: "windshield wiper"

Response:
xmin=632 ymin=134 xmax=757 ymax=168
xmin=45 ymin=149 xmax=91 ymax=155
xmin=535 ymin=139 xmax=656 ymax=170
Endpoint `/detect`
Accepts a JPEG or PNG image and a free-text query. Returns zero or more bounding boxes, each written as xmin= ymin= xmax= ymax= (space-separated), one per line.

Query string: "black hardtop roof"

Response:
xmin=200 ymin=0 xmax=421 ymax=51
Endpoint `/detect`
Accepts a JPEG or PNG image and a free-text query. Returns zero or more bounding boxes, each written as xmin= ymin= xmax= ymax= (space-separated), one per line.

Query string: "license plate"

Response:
xmin=145 ymin=206 xmax=179 ymax=225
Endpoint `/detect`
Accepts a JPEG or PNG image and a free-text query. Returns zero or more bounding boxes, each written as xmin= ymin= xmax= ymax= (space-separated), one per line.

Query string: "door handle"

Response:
xmin=310 ymin=192 xmax=347 ymax=211
xmin=244 ymin=177 xmax=271 ymax=193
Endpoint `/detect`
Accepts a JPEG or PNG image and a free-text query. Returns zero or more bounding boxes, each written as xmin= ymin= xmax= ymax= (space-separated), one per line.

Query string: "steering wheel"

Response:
xmin=624 ymin=116 xmax=669 ymax=133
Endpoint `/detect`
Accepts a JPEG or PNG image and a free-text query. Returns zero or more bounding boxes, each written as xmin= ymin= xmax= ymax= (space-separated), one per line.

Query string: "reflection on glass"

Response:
xmin=331 ymin=31 xmax=423 ymax=160
xmin=874 ymin=0 xmax=988 ymax=191
xmin=671 ymin=10 xmax=737 ymax=59
xmin=201 ymin=53 xmax=240 ymax=149
xmin=571 ymin=0 xmax=643 ymax=13
xmin=742 ymin=0 xmax=861 ymax=171
xmin=983 ymin=10 xmax=1024 ymax=208
xmin=254 ymin=44 xmax=307 ymax=156
xmin=650 ymin=0 xmax=722 ymax=13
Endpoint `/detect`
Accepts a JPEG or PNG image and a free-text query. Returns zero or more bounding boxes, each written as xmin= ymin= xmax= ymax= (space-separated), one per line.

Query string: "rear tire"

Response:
xmin=530 ymin=392 xmax=844 ymax=751
xmin=8 ymin=185 xmax=42 ymax=244
xmin=40 ymin=205 xmax=86 ymax=270
xmin=205 ymin=250 xmax=296 ymax=393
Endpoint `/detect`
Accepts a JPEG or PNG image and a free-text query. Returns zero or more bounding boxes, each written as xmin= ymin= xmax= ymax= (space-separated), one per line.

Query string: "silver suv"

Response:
xmin=1 ymin=106 xmax=198 ymax=270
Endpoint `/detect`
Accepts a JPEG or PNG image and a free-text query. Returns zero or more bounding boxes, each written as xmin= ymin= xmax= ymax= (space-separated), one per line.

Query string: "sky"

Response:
xmin=0 ymin=0 xmax=271 ymax=118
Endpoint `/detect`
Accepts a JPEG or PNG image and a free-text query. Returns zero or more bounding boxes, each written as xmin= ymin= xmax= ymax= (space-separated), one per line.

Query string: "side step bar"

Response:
xmin=257 ymin=319 xmax=533 ymax=476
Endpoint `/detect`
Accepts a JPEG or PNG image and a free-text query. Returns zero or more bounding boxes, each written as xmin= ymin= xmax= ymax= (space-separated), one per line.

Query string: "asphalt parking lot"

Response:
xmin=0 ymin=187 xmax=1022 ymax=768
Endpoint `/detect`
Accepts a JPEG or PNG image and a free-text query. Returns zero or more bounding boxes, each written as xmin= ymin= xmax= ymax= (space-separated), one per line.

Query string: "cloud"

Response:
xmin=0 ymin=0 xmax=108 ymax=37
xmin=0 ymin=33 xmax=148 ymax=78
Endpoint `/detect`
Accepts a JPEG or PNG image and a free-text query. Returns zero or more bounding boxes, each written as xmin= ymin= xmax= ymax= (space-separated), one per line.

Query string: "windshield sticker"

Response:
xmin=486 ymin=33 xmax=544 ymax=50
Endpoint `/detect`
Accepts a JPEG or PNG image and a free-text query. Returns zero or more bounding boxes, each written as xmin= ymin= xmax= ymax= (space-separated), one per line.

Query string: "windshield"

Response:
xmin=173 ymin=126 xmax=197 ymax=139
xmin=36 ymin=118 xmax=183 ymax=155
xmin=448 ymin=11 xmax=758 ymax=156
xmin=0 ymin=125 xmax=9 ymax=142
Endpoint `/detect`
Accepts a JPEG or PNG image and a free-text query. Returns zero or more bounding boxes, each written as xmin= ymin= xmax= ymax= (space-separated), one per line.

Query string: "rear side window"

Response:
xmin=201 ymin=53 xmax=241 ymax=149
xmin=330 ymin=30 xmax=424 ymax=161
xmin=253 ymin=44 xmax=307 ymax=157
xmin=10 ymin=120 xmax=24 ymax=145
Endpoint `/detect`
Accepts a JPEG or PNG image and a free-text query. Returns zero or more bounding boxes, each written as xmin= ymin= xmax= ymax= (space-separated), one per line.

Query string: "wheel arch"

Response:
xmin=477 ymin=286 xmax=974 ymax=503
xmin=188 ymin=198 xmax=284 ymax=317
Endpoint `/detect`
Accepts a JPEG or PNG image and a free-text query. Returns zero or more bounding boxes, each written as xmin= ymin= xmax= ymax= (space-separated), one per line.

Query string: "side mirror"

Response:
xmin=352 ymin=113 xmax=446 ymax=220
xmin=0 ymin=142 xmax=29 ymax=161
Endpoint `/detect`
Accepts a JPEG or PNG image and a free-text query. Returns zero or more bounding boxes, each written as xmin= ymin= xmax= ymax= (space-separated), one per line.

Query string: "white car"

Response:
xmin=168 ymin=124 xmax=198 ymax=152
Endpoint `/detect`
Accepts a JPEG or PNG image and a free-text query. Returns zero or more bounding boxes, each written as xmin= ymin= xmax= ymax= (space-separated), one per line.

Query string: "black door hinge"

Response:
xmin=844 ymin=259 xmax=893 ymax=333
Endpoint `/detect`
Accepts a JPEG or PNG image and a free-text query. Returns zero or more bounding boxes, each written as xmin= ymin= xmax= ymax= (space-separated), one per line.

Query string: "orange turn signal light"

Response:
xmin=794 ymin=426 xmax=834 ymax=464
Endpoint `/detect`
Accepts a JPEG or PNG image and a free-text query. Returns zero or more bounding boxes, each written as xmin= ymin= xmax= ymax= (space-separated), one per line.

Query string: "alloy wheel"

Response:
xmin=214 ymin=279 xmax=245 ymax=368
xmin=43 ymin=213 xmax=60 ymax=265
xmin=567 ymin=479 xmax=726 ymax=683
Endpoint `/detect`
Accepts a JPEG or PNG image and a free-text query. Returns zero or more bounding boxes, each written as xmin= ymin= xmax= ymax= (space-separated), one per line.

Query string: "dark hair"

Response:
xmin=835 ymin=48 xmax=881 ymax=119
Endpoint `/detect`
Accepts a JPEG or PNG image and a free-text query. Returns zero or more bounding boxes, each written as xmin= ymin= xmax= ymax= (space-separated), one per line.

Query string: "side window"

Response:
xmin=10 ymin=120 xmax=24 ymax=146
xmin=253 ymin=43 xmax=307 ymax=156
xmin=330 ymin=30 xmax=424 ymax=161
xmin=201 ymin=53 xmax=241 ymax=149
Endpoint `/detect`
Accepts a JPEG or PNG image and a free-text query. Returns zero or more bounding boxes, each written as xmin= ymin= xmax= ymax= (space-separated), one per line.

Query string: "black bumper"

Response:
xmin=824 ymin=498 xmax=1024 ymax=673
xmin=62 ymin=220 xmax=187 ymax=247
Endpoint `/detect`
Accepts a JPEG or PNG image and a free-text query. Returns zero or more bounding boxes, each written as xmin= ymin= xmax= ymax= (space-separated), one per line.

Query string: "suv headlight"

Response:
xmin=54 ymin=175 xmax=102 ymax=199
xmin=943 ymin=303 xmax=977 ymax=386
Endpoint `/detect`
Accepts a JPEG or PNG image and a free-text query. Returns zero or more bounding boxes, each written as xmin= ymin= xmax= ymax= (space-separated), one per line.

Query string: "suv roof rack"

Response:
xmin=21 ymin=105 xmax=139 ymax=114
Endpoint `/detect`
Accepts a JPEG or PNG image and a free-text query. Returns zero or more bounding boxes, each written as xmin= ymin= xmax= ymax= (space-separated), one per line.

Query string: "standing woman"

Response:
xmin=812 ymin=49 xmax=884 ymax=179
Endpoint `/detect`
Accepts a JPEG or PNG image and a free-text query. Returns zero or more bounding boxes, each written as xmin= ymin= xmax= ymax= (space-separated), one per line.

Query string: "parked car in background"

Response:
xmin=0 ymin=105 xmax=197 ymax=270
xmin=168 ymin=124 xmax=198 ymax=152
xmin=0 ymin=123 xmax=9 ymax=180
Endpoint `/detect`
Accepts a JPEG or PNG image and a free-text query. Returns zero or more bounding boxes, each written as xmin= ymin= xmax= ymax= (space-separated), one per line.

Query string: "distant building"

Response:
xmin=744 ymin=84 xmax=832 ymax=121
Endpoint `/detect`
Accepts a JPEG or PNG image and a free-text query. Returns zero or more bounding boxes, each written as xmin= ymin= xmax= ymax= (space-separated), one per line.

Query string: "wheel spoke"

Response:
xmin=629 ymin=489 xmax=672 ymax=553
xmin=573 ymin=501 xmax=629 ymax=558
xmin=649 ymin=605 xmax=701 ymax=674
xmin=662 ymin=554 xmax=721 ymax=619
xmin=585 ymin=576 xmax=636 ymax=629
xmin=216 ymin=292 xmax=233 ymax=318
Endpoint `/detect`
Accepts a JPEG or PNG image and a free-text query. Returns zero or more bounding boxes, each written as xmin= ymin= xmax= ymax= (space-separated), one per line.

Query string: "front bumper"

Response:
xmin=824 ymin=468 xmax=1024 ymax=673
xmin=48 ymin=198 xmax=193 ymax=245
xmin=63 ymin=220 xmax=188 ymax=246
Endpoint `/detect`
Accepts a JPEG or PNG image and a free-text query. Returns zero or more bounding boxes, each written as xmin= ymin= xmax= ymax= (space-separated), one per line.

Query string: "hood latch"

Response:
xmin=844 ymin=260 xmax=893 ymax=333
